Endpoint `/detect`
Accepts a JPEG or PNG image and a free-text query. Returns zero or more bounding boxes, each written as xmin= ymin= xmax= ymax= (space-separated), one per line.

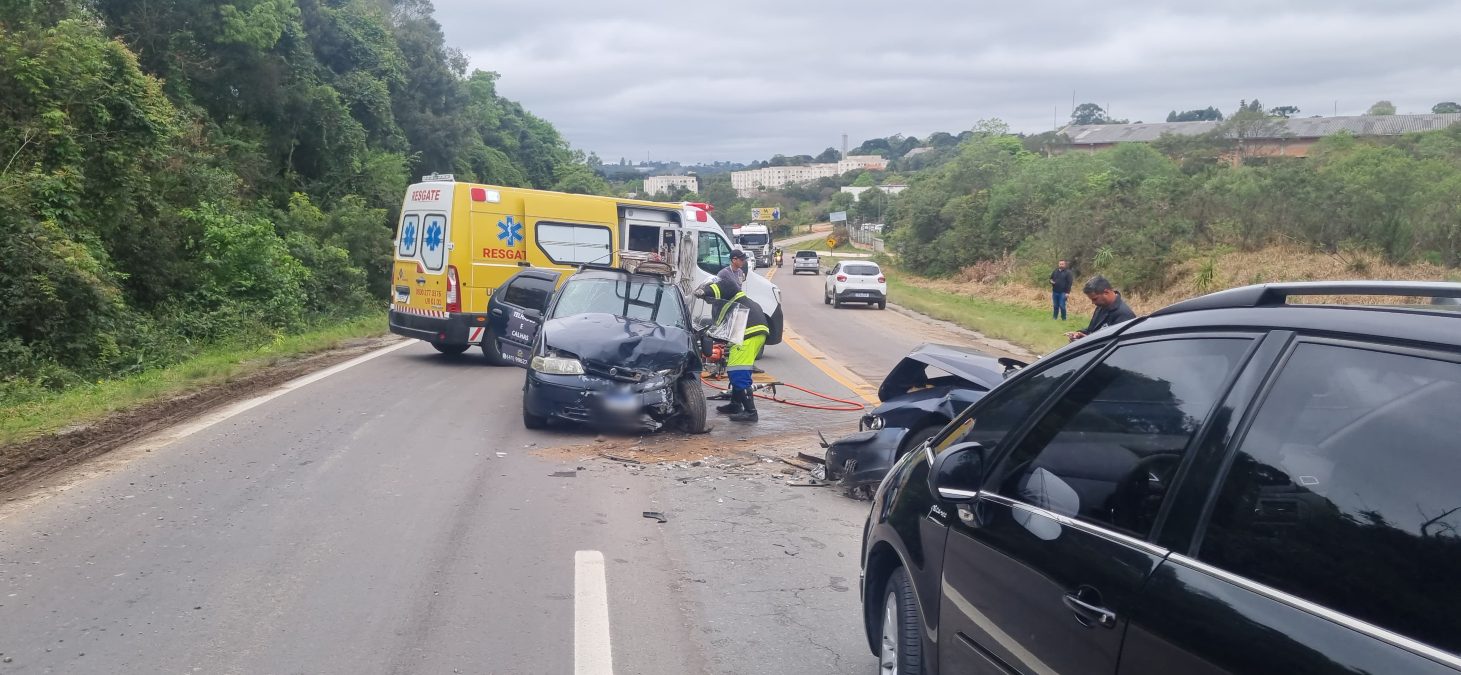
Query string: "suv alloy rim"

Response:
xmin=880 ymin=590 xmax=898 ymax=674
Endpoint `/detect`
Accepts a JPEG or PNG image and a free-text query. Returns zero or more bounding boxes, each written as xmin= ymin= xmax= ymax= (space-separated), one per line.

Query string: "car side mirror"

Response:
xmin=929 ymin=442 xmax=987 ymax=502
xmin=523 ymin=308 xmax=542 ymax=322
xmin=825 ymin=269 xmax=834 ymax=276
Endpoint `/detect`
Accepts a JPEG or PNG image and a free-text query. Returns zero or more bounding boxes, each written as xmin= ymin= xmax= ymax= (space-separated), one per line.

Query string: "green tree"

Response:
xmin=1432 ymin=102 xmax=1461 ymax=114
xmin=1070 ymin=103 xmax=1127 ymax=125
xmin=1269 ymin=105 xmax=1301 ymax=118
xmin=814 ymin=147 xmax=841 ymax=163
xmin=1166 ymin=107 xmax=1224 ymax=122
xmin=1367 ymin=100 xmax=1397 ymax=116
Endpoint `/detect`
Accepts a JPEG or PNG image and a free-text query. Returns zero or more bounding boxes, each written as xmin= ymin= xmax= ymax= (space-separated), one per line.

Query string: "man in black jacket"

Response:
xmin=1067 ymin=275 xmax=1136 ymax=341
xmin=1049 ymin=259 xmax=1073 ymax=320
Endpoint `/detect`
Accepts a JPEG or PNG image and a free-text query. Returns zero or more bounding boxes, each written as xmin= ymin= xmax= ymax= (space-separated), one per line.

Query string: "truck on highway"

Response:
xmin=387 ymin=174 xmax=783 ymax=357
xmin=732 ymin=222 xmax=775 ymax=269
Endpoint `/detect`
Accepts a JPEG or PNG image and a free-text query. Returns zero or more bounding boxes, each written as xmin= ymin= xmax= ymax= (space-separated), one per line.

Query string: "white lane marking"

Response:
xmin=0 ymin=339 xmax=415 ymax=521
xmin=575 ymin=550 xmax=614 ymax=675
xmin=121 ymin=339 xmax=414 ymax=455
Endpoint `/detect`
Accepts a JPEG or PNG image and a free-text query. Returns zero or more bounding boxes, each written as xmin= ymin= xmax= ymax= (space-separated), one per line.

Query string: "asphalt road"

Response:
xmin=0 ymin=266 xmax=1029 ymax=674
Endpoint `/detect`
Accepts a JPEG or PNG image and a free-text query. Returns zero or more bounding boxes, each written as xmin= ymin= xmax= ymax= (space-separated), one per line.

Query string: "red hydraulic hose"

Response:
xmin=699 ymin=374 xmax=865 ymax=411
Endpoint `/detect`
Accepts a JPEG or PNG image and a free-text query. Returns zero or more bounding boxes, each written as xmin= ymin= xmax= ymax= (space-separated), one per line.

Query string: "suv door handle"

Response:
xmin=1062 ymin=591 xmax=1116 ymax=629
xmin=490 ymin=308 xmax=503 ymax=316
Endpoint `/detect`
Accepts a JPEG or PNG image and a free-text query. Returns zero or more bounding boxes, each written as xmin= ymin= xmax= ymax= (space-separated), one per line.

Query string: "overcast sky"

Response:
xmin=435 ymin=0 xmax=1461 ymax=164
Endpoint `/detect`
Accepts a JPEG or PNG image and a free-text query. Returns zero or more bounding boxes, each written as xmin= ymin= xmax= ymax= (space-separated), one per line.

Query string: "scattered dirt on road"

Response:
xmin=533 ymin=430 xmax=826 ymax=469
xmin=0 ymin=336 xmax=402 ymax=496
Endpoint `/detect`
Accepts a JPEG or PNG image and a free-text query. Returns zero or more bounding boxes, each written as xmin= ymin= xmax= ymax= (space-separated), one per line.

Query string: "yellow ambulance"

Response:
xmin=387 ymin=174 xmax=783 ymax=357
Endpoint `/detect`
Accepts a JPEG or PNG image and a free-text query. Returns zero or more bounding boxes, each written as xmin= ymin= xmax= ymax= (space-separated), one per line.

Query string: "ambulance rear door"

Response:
xmin=392 ymin=181 xmax=456 ymax=316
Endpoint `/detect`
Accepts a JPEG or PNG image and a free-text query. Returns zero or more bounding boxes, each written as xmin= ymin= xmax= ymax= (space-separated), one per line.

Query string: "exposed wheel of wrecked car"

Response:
xmin=880 ymin=567 xmax=923 ymax=675
xmin=900 ymin=424 xmax=942 ymax=456
xmin=432 ymin=342 xmax=470 ymax=355
xmin=677 ymin=377 xmax=709 ymax=433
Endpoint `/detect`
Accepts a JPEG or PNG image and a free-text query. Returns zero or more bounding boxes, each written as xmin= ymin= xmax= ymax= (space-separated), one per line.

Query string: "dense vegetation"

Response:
xmin=0 ymin=0 xmax=605 ymax=396
xmin=887 ymin=119 xmax=1461 ymax=290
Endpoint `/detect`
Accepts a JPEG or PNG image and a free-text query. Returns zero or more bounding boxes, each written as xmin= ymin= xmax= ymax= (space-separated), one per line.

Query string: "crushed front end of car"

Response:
xmin=522 ymin=313 xmax=699 ymax=431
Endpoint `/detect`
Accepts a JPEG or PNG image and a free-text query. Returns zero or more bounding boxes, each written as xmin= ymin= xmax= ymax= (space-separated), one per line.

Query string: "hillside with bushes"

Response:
xmin=0 ymin=0 xmax=606 ymax=398
xmin=886 ymin=119 xmax=1461 ymax=295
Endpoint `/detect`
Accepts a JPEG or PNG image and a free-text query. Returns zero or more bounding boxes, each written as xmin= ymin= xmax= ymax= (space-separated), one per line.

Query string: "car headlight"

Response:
xmin=859 ymin=414 xmax=885 ymax=431
xmin=530 ymin=355 xmax=585 ymax=375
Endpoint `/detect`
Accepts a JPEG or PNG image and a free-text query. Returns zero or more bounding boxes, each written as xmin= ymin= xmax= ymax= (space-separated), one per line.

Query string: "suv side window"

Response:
xmin=697 ymin=232 xmax=731 ymax=274
xmin=994 ymin=338 xmax=1251 ymax=538
xmin=937 ymin=348 xmax=1101 ymax=456
xmin=1198 ymin=342 xmax=1461 ymax=655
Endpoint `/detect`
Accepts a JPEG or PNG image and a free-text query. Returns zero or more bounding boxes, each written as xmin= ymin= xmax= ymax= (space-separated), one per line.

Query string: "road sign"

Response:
xmin=826 ymin=236 xmax=837 ymax=248
xmin=829 ymin=211 xmax=847 ymax=222
xmin=751 ymin=207 xmax=781 ymax=220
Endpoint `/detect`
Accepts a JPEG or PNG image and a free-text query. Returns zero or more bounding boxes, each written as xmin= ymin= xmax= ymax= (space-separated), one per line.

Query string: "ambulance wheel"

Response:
xmin=432 ymin=342 xmax=470 ymax=355
xmin=677 ymin=378 xmax=709 ymax=434
xmin=523 ymin=407 xmax=549 ymax=430
xmin=481 ymin=332 xmax=509 ymax=366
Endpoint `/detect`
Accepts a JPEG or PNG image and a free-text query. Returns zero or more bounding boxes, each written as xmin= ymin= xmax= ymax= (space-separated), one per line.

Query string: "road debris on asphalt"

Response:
xmin=642 ymin=511 xmax=668 ymax=523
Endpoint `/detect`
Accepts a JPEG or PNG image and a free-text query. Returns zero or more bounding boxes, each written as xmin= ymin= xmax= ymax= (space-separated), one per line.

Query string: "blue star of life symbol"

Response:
xmin=402 ymin=222 xmax=417 ymax=249
xmin=424 ymin=221 xmax=444 ymax=250
xmin=498 ymin=216 xmax=523 ymax=247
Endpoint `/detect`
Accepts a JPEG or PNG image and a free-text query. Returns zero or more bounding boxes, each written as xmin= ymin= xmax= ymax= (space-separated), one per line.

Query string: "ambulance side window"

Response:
xmin=537 ymin=223 xmax=613 ymax=265
xmin=397 ymin=214 xmax=420 ymax=258
xmin=421 ymin=213 xmax=447 ymax=271
xmin=697 ymin=232 xmax=731 ymax=274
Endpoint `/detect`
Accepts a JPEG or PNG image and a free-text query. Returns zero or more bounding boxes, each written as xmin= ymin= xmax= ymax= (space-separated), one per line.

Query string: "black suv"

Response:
xmin=861 ymin=282 xmax=1461 ymax=675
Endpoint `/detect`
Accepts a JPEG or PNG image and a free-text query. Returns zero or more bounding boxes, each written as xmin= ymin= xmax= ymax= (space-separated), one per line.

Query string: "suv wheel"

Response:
xmin=880 ymin=567 xmax=923 ymax=674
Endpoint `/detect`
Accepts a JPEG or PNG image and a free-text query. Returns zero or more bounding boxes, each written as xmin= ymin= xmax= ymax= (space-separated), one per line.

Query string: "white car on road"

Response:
xmin=825 ymin=260 xmax=887 ymax=309
xmin=791 ymin=250 xmax=821 ymax=274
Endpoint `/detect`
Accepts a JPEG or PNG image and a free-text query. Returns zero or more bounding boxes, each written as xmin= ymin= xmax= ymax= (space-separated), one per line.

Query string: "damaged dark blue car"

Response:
xmin=823 ymin=344 xmax=1023 ymax=492
xmin=494 ymin=266 xmax=709 ymax=434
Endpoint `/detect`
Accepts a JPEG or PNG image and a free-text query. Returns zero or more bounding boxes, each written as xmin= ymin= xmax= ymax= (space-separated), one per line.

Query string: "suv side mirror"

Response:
xmin=930 ymin=442 xmax=987 ymax=502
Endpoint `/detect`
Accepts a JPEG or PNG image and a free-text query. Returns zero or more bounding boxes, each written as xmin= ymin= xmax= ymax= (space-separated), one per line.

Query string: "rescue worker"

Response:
xmin=694 ymin=275 xmax=770 ymax=423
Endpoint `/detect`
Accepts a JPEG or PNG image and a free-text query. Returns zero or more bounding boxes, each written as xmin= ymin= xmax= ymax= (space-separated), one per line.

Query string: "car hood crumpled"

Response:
xmin=878 ymin=343 xmax=1011 ymax=402
xmin=541 ymin=313 xmax=693 ymax=375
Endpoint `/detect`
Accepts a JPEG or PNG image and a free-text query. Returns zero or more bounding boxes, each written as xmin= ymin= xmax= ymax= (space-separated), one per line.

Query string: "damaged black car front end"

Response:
xmin=824 ymin=344 xmax=1023 ymax=490
xmin=524 ymin=313 xmax=702 ymax=431
xmin=503 ymin=267 xmax=708 ymax=433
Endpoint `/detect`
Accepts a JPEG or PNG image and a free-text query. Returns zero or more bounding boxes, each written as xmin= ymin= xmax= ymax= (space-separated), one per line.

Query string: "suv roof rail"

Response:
xmin=1153 ymin=281 xmax=1461 ymax=316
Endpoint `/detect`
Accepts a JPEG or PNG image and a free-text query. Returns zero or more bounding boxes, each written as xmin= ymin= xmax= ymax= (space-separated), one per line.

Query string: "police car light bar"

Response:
xmin=421 ymin=173 xmax=455 ymax=182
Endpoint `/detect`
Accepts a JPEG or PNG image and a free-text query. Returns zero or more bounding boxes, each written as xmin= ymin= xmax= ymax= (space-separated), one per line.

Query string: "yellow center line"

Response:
xmin=780 ymin=326 xmax=881 ymax=405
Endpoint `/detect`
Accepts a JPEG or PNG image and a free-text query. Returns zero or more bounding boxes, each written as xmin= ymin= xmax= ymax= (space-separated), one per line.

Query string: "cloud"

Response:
xmin=431 ymin=0 xmax=1461 ymax=163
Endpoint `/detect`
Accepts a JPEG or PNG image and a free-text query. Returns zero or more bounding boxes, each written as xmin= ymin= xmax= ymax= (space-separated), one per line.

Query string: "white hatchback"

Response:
xmin=824 ymin=261 xmax=887 ymax=309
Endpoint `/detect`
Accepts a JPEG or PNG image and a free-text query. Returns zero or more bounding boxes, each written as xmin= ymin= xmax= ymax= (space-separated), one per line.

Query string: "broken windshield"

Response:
xmin=550 ymin=277 xmax=687 ymax=328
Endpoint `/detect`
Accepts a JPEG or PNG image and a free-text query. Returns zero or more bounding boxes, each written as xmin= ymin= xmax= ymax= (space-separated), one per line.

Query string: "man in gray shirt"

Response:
xmin=717 ymin=249 xmax=749 ymax=294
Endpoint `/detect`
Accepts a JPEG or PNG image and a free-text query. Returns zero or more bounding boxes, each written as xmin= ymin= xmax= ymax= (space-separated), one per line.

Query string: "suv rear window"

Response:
xmin=1199 ymin=342 xmax=1461 ymax=654
xmin=795 ymin=251 xmax=818 ymax=258
xmin=843 ymin=264 xmax=880 ymax=276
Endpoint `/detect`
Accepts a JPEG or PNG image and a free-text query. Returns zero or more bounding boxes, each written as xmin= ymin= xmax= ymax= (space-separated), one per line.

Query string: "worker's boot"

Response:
xmin=729 ymin=389 xmax=758 ymax=423
xmin=716 ymin=388 xmax=744 ymax=415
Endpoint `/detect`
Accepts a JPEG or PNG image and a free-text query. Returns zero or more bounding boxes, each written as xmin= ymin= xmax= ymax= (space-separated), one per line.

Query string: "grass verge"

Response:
xmin=0 ymin=312 xmax=389 ymax=446
xmin=887 ymin=277 xmax=1086 ymax=354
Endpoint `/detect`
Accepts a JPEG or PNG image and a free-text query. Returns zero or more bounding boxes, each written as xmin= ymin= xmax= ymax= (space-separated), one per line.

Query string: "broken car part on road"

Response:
xmin=823 ymin=343 xmax=1024 ymax=492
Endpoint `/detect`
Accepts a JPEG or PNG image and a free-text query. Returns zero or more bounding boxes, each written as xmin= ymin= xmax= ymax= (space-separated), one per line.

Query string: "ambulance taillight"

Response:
xmin=446 ymin=265 xmax=461 ymax=313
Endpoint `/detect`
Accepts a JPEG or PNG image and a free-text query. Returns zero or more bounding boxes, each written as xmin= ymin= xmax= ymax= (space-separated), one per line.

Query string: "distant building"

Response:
xmin=841 ymin=184 xmax=908 ymax=197
xmin=643 ymin=175 xmax=698 ymax=195
xmin=730 ymin=154 xmax=889 ymax=197
xmin=1057 ymin=113 xmax=1461 ymax=160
